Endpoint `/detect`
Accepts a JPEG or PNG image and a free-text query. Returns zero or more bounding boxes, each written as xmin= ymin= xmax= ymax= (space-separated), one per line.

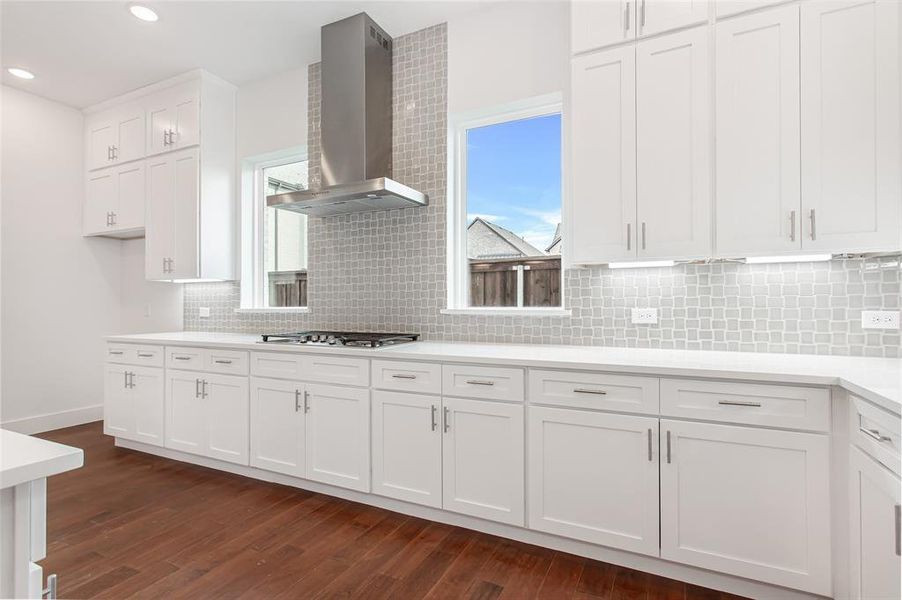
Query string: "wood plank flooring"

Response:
xmin=37 ymin=422 xmax=749 ymax=599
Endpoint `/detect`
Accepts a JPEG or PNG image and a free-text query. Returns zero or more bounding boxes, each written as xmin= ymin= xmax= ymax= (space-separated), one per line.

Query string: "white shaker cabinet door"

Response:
xmin=571 ymin=0 xmax=636 ymax=54
xmin=249 ymin=377 xmax=306 ymax=478
xmin=716 ymin=5 xmax=801 ymax=257
xmin=170 ymin=149 xmax=200 ymax=280
xmin=115 ymin=162 xmax=145 ymax=232
xmin=570 ymin=46 xmax=637 ymax=264
xmin=528 ymin=407 xmax=659 ymax=556
xmin=165 ymin=369 xmax=205 ymax=455
xmin=131 ymin=366 xmax=164 ymax=447
xmin=441 ymin=397 xmax=524 ymax=526
xmin=660 ymin=420 xmax=831 ymax=596
xmin=305 ymin=383 xmax=371 ymax=492
xmin=372 ymin=391 xmax=442 ymax=508
xmin=103 ymin=364 xmax=131 ymax=438
xmin=204 ymin=373 xmax=249 ymax=465
xmin=114 ymin=105 xmax=145 ymax=165
xmin=800 ymin=0 xmax=902 ymax=253
xmin=145 ymin=154 xmax=176 ymax=280
xmin=849 ymin=446 xmax=902 ymax=600
xmin=636 ymin=27 xmax=711 ymax=260
xmin=84 ymin=169 xmax=117 ymax=236
xmin=87 ymin=118 xmax=117 ymax=171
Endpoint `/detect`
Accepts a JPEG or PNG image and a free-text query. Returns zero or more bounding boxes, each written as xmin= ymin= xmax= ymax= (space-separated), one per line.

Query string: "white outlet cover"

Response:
xmin=861 ymin=310 xmax=900 ymax=330
xmin=199 ymin=307 xmax=211 ymax=318
xmin=631 ymin=307 xmax=658 ymax=324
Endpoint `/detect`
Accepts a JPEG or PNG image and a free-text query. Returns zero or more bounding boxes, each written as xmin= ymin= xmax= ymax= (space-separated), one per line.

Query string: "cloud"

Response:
xmin=514 ymin=207 xmax=561 ymax=226
xmin=467 ymin=213 xmax=506 ymax=223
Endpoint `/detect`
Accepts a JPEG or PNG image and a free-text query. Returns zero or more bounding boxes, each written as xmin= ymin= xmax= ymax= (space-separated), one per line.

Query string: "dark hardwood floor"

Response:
xmin=37 ymin=422 xmax=748 ymax=599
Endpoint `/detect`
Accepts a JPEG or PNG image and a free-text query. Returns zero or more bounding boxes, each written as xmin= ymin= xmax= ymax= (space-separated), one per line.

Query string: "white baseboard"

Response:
xmin=1 ymin=405 xmax=102 ymax=434
xmin=115 ymin=437 xmax=825 ymax=600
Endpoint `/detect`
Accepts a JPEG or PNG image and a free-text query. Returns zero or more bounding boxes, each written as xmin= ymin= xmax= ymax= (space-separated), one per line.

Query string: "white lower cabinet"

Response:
xmin=528 ymin=407 xmax=659 ymax=556
xmin=103 ymin=364 xmax=164 ymax=446
xmin=442 ymin=397 xmax=524 ymax=526
xmin=249 ymin=377 xmax=305 ymax=478
xmin=164 ymin=369 xmax=248 ymax=465
xmin=660 ymin=419 xmax=831 ymax=596
xmin=372 ymin=391 xmax=442 ymax=508
xmin=305 ymin=383 xmax=370 ymax=492
xmin=849 ymin=446 xmax=901 ymax=600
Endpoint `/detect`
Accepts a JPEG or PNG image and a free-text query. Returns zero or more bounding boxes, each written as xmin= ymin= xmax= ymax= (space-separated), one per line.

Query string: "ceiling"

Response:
xmin=1 ymin=1 xmax=491 ymax=108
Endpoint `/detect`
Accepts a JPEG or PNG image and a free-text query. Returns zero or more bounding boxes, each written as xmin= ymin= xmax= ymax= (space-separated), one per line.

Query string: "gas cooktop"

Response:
xmin=259 ymin=331 xmax=419 ymax=348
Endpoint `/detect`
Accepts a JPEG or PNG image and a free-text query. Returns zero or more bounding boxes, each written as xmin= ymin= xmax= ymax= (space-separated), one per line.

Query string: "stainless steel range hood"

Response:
xmin=268 ymin=13 xmax=428 ymax=217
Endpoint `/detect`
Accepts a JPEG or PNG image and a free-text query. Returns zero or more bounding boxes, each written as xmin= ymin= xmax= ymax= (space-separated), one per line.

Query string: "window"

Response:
xmin=448 ymin=96 xmax=564 ymax=312
xmin=241 ymin=151 xmax=309 ymax=310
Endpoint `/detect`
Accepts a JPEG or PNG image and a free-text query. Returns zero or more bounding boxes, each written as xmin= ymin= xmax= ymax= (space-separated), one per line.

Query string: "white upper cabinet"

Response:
xmin=639 ymin=0 xmax=709 ymax=37
xmin=715 ymin=5 xmax=801 ymax=257
xmin=570 ymin=46 xmax=637 ymax=264
xmin=146 ymin=82 xmax=200 ymax=156
xmin=85 ymin=103 xmax=145 ymax=171
xmin=145 ymin=149 xmax=200 ymax=280
xmin=636 ymin=26 xmax=711 ymax=260
xmin=84 ymin=162 xmax=145 ymax=238
xmin=571 ymin=0 xmax=636 ymax=54
xmin=660 ymin=419 xmax=831 ymax=596
xmin=800 ymin=0 xmax=901 ymax=253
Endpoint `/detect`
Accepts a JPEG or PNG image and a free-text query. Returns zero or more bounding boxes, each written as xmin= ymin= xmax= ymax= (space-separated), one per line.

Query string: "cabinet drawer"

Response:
xmin=107 ymin=343 xmax=164 ymax=367
xmin=372 ymin=360 xmax=441 ymax=394
xmin=661 ymin=379 xmax=830 ymax=432
xmin=250 ymin=352 xmax=305 ymax=380
xmin=303 ymin=355 xmax=369 ymax=387
xmin=165 ymin=346 xmax=206 ymax=371
xmin=528 ymin=370 xmax=659 ymax=414
xmin=850 ymin=396 xmax=901 ymax=476
xmin=204 ymin=349 xmax=249 ymax=375
xmin=442 ymin=364 xmax=524 ymax=402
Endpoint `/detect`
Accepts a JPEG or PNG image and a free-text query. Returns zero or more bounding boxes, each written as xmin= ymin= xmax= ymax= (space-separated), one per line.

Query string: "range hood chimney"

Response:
xmin=268 ymin=12 xmax=428 ymax=217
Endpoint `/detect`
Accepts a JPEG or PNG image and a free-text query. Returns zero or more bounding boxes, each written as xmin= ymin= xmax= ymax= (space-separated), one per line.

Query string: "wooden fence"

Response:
xmin=469 ymin=256 xmax=562 ymax=308
xmin=269 ymin=270 xmax=308 ymax=307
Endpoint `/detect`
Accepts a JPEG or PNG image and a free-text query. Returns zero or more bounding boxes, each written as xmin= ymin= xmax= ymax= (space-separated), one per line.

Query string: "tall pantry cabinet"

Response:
xmin=82 ymin=70 xmax=237 ymax=282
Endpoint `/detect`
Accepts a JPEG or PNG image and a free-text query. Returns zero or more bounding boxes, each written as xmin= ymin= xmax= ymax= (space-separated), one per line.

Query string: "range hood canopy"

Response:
xmin=268 ymin=12 xmax=428 ymax=217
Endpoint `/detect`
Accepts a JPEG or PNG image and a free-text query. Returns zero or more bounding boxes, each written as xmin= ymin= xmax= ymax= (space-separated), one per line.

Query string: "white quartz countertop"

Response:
xmin=108 ymin=331 xmax=902 ymax=414
xmin=1 ymin=430 xmax=84 ymax=489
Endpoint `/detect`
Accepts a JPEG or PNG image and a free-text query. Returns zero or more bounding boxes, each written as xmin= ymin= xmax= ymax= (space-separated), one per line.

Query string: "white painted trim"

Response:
xmin=234 ymin=307 xmax=311 ymax=315
xmin=83 ymin=69 xmax=237 ymax=114
xmin=447 ymin=93 xmax=565 ymax=311
xmin=114 ymin=437 xmax=821 ymax=600
xmin=440 ymin=308 xmax=572 ymax=317
xmin=1 ymin=406 xmax=102 ymax=435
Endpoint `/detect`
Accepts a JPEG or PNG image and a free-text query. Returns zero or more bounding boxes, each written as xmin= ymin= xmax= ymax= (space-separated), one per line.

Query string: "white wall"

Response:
xmin=447 ymin=1 xmax=569 ymax=114
xmin=119 ymin=238 xmax=183 ymax=333
xmin=237 ymin=67 xmax=308 ymax=159
xmin=1 ymin=86 xmax=120 ymax=432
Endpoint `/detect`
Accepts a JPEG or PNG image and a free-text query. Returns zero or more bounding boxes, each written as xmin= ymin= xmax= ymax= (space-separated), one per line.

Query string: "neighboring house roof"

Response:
xmin=467 ymin=217 xmax=545 ymax=259
xmin=545 ymin=223 xmax=561 ymax=254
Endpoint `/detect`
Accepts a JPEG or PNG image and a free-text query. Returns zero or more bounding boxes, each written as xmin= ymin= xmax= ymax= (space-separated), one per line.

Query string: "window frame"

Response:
xmin=445 ymin=93 xmax=570 ymax=316
xmin=239 ymin=148 xmax=310 ymax=313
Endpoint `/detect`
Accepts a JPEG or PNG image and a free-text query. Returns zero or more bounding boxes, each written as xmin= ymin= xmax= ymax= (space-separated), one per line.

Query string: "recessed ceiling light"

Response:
xmin=129 ymin=5 xmax=158 ymax=22
xmin=7 ymin=67 xmax=35 ymax=80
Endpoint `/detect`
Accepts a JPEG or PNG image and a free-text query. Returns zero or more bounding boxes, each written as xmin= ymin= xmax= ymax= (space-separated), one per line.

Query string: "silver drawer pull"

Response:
xmin=108 ymin=351 xmax=124 ymax=355
xmin=174 ymin=356 xmax=191 ymax=361
xmin=465 ymin=380 xmax=495 ymax=386
xmin=718 ymin=400 xmax=762 ymax=407
xmin=573 ymin=388 xmax=607 ymax=395
xmin=137 ymin=352 xmax=154 ymax=358
xmin=860 ymin=427 xmax=892 ymax=443
xmin=214 ymin=359 xmax=233 ymax=365
xmin=391 ymin=374 xmax=417 ymax=380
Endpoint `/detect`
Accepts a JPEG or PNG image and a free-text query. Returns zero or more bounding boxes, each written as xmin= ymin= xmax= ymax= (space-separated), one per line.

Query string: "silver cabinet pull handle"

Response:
xmin=295 ymin=389 xmax=301 ymax=412
xmin=626 ymin=223 xmax=631 ymax=251
xmin=163 ymin=130 xmax=170 ymax=146
xmin=809 ymin=209 xmax=816 ymax=240
xmin=110 ymin=212 xmax=116 ymax=226
xmin=124 ymin=371 xmax=129 ymax=389
xmin=465 ymin=380 xmax=495 ymax=386
xmin=304 ymin=390 xmax=310 ymax=413
xmin=790 ymin=210 xmax=796 ymax=242
xmin=896 ymin=504 xmax=901 ymax=557
xmin=640 ymin=0 xmax=646 ymax=29
xmin=174 ymin=356 xmax=191 ymax=361
xmin=718 ymin=400 xmax=762 ymax=407
xmin=107 ymin=146 xmax=113 ymax=161
xmin=647 ymin=428 xmax=653 ymax=462
xmin=195 ymin=378 xmax=201 ymax=398
xmin=111 ymin=145 xmax=118 ymax=160
xmin=391 ymin=373 xmax=417 ymax=380
xmin=109 ymin=350 xmax=124 ymax=355
xmin=214 ymin=359 xmax=233 ymax=365
xmin=137 ymin=352 xmax=153 ymax=358
xmin=573 ymin=388 xmax=607 ymax=395
xmin=431 ymin=404 xmax=438 ymax=431
xmin=624 ymin=1 xmax=630 ymax=32
xmin=105 ymin=212 xmax=111 ymax=227
xmin=129 ymin=372 xmax=135 ymax=389
xmin=202 ymin=380 xmax=208 ymax=399
xmin=860 ymin=427 xmax=892 ymax=443
xmin=666 ymin=430 xmax=672 ymax=464
xmin=641 ymin=222 xmax=647 ymax=250
xmin=42 ymin=573 xmax=58 ymax=600
xmin=443 ymin=406 xmax=450 ymax=433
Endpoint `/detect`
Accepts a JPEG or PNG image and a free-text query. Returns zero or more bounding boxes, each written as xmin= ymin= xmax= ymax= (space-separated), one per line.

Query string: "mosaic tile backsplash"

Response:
xmin=184 ymin=23 xmax=901 ymax=358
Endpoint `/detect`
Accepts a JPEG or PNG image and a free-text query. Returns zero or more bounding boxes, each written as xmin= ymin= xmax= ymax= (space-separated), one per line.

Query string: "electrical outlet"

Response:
xmin=631 ymin=307 xmax=658 ymax=324
xmin=861 ymin=310 xmax=900 ymax=330
xmin=199 ymin=307 xmax=211 ymax=318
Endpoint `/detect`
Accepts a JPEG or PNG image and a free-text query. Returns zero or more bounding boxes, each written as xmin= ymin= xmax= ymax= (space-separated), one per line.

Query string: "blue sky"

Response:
xmin=466 ymin=113 xmax=562 ymax=251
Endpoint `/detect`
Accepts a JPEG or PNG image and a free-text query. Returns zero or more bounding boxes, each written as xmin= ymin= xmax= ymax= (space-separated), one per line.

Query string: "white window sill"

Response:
xmin=235 ymin=307 xmax=310 ymax=314
xmin=441 ymin=308 xmax=571 ymax=317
